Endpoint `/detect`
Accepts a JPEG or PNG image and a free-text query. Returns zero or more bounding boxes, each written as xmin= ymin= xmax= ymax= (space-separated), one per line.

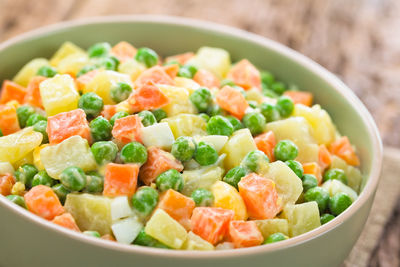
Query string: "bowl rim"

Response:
xmin=0 ymin=14 xmax=383 ymax=258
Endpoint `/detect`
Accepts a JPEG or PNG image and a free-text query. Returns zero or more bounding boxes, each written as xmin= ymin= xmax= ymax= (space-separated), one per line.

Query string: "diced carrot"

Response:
xmin=165 ymin=52 xmax=195 ymax=65
xmin=254 ymin=131 xmax=276 ymax=161
xmin=135 ymin=66 xmax=175 ymax=87
xmin=191 ymin=207 xmax=234 ymax=245
xmin=0 ymin=105 xmax=20 ymax=135
xmin=24 ymin=76 xmax=46 ymax=108
xmin=24 ymin=185 xmax=64 ymax=220
xmin=157 ymin=189 xmax=195 ymax=230
xmin=103 ymin=163 xmax=139 ymax=197
xmin=139 ymin=146 xmax=184 ymax=185
xmin=127 ymin=82 xmax=169 ymax=113
xmin=101 ymin=234 xmax=116 ymax=241
xmin=238 ymin=173 xmax=281 ymax=220
xmin=216 ymin=86 xmax=249 ymax=120
xmin=111 ymin=114 xmax=143 ymax=144
xmin=100 ymin=105 xmax=117 ymax=120
xmin=227 ymin=59 xmax=261 ymax=90
xmin=0 ymin=173 xmax=16 ymax=196
xmin=0 ymin=80 xmax=27 ymax=104
xmin=76 ymin=69 xmax=101 ymax=91
xmin=46 ymin=109 xmax=91 ymax=144
xmin=329 ymin=136 xmax=360 ymax=166
xmin=318 ymin=144 xmax=332 ymax=170
xmin=284 ymin=91 xmax=313 ymax=107
xmin=303 ymin=162 xmax=323 ymax=184
xmin=110 ymin=41 xmax=137 ymax=62
xmin=163 ymin=64 xmax=179 ymax=79
xmin=193 ymin=69 xmax=220 ymax=88
xmin=228 ymin=220 xmax=264 ymax=248
xmin=52 ymin=212 xmax=80 ymax=232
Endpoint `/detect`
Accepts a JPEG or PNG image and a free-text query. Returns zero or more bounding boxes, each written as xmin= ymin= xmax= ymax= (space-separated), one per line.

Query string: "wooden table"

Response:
xmin=1 ymin=0 xmax=399 ymax=266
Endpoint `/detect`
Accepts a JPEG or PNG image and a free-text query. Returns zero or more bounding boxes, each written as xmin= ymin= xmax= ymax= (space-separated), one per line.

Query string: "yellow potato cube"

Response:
xmin=33 ymin=144 xmax=50 ymax=170
xmin=255 ymin=218 xmax=289 ymax=239
xmin=281 ymin=202 xmax=321 ymax=237
xmin=0 ymin=162 xmax=14 ymax=175
xmin=56 ymin=53 xmax=90 ymax=76
xmin=189 ymin=47 xmax=231 ymax=79
xmin=211 ymin=181 xmax=248 ymax=220
xmin=118 ymin=59 xmax=146 ymax=82
xmin=173 ymin=77 xmax=200 ymax=95
xmin=321 ymin=179 xmax=358 ymax=202
xmin=330 ymin=155 xmax=363 ymax=193
xmin=182 ymin=165 xmax=224 ymax=196
xmin=245 ymin=88 xmax=266 ymax=104
xmin=161 ymin=114 xmax=206 ymax=138
xmin=157 ymin=85 xmax=196 ymax=116
xmin=12 ymin=150 xmax=34 ymax=169
xmin=12 ymin=58 xmax=49 ymax=87
xmin=50 ymin=42 xmax=86 ymax=67
xmin=182 ymin=231 xmax=214 ymax=251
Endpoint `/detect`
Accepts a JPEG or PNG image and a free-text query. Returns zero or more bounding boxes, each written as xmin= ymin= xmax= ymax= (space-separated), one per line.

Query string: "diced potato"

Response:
xmin=293 ymin=104 xmax=336 ymax=145
xmin=12 ymin=58 xmax=49 ymax=87
xmin=211 ymin=181 xmax=248 ymax=220
xmin=118 ymin=59 xmax=146 ymax=82
xmin=145 ymin=209 xmax=188 ymax=249
xmin=115 ymin=100 xmax=132 ymax=113
xmin=33 ymin=144 xmax=49 ymax=170
xmin=330 ymin=155 xmax=363 ymax=193
xmin=182 ymin=231 xmax=214 ymax=251
xmin=157 ymin=85 xmax=196 ymax=116
xmin=64 ymin=193 xmax=113 ymax=235
xmin=112 ymin=216 xmax=143 ymax=244
xmin=56 ymin=53 xmax=90 ymax=76
xmin=255 ymin=218 xmax=289 ymax=239
xmin=245 ymin=88 xmax=266 ymax=104
xmin=321 ymin=179 xmax=358 ymax=202
xmin=140 ymin=122 xmax=175 ymax=150
xmin=221 ymin=128 xmax=257 ymax=170
xmin=0 ymin=162 xmax=14 ymax=175
xmin=12 ymin=150 xmax=34 ymax=169
xmin=215 ymin=242 xmax=234 ymax=250
xmin=39 ymin=74 xmax=80 ymax=116
xmin=162 ymin=114 xmax=206 ymax=138
xmin=189 ymin=47 xmax=231 ymax=79
xmin=259 ymin=161 xmax=303 ymax=206
xmin=50 ymin=42 xmax=86 ymax=67
xmin=182 ymin=165 xmax=224 ymax=196
xmin=40 ymin=136 xmax=97 ymax=179
xmin=174 ymin=77 xmax=201 ymax=95
xmin=111 ymin=196 xmax=134 ymax=221
xmin=195 ymin=135 xmax=228 ymax=154
xmin=83 ymin=70 xmax=132 ymax=105
xmin=0 ymin=127 xmax=42 ymax=164
xmin=281 ymin=202 xmax=321 ymax=237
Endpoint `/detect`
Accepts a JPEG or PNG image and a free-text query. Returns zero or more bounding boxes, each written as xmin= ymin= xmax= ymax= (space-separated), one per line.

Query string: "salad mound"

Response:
xmin=0 ymin=41 xmax=363 ymax=250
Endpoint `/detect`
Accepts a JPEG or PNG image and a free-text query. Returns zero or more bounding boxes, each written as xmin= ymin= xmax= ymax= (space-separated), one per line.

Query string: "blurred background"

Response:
xmin=0 ymin=0 xmax=399 ymax=266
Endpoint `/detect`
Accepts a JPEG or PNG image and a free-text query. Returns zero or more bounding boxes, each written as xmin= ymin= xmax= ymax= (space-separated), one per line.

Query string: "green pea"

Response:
xmin=120 ymin=142 xmax=148 ymax=164
xmin=302 ymin=174 xmax=318 ymax=192
xmin=83 ymin=231 xmax=101 ymax=238
xmin=304 ymin=187 xmax=330 ymax=213
xmin=259 ymin=103 xmax=280 ymax=122
xmin=274 ymin=140 xmax=298 ymax=161
xmin=320 ymin=213 xmax=335 ymax=225
xmin=37 ymin=65 xmax=57 ymax=78
xmin=133 ymin=229 xmax=169 ymax=249
xmin=248 ymin=101 xmax=258 ymax=109
xmin=32 ymin=170 xmax=54 ymax=187
xmin=88 ymin=42 xmax=111 ymax=58
xmin=329 ymin=192 xmax=352 ymax=216
xmin=323 ymin=168 xmax=348 ymax=184
xmin=270 ymin=82 xmax=286 ymax=95
xmin=132 ymin=187 xmax=159 ymax=216
xmin=262 ymin=88 xmax=279 ymax=98
xmin=242 ymin=112 xmax=266 ymax=136
xmin=90 ymin=141 xmax=118 ymax=165
xmin=285 ymin=160 xmax=303 ymax=178
xmin=60 ymin=166 xmax=87 ymax=192
xmin=96 ymin=56 xmax=119 ymax=71
xmin=260 ymin=71 xmax=275 ymax=87
xmin=77 ymin=65 xmax=97 ymax=77
xmin=135 ymin=47 xmax=158 ymax=68
xmin=0 ymin=129 xmax=3 ymax=137
xmin=276 ymin=96 xmax=294 ymax=118
xmin=156 ymin=169 xmax=184 ymax=192
xmin=232 ymin=85 xmax=247 ymax=97
xmin=163 ymin=60 xmax=180 ymax=66
xmin=16 ymin=105 xmax=36 ymax=128
xmin=171 ymin=136 xmax=196 ymax=162
xmin=26 ymin=113 xmax=47 ymax=127
xmin=191 ymin=188 xmax=214 ymax=207
xmin=79 ymin=92 xmax=104 ymax=118
xmin=15 ymin=164 xmax=38 ymax=187
xmin=226 ymin=116 xmax=244 ymax=131
xmin=90 ymin=116 xmax=112 ymax=142
xmin=6 ymin=195 xmax=26 ymax=208
xmin=178 ymin=64 xmax=198 ymax=78
xmin=194 ymin=141 xmax=218 ymax=166
xmin=138 ymin=110 xmax=157 ymax=127
xmin=198 ymin=113 xmax=210 ymax=122
xmin=206 ymin=115 xmax=234 ymax=136
xmin=151 ymin=109 xmax=167 ymax=122
xmin=33 ymin=120 xmax=49 ymax=144
xmin=207 ymin=104 xmax=225 ymax=117
xmin=110 ymin=111 xmax=129 ymax=126
xmin=223 ymin=166 xmax=248 ymax=189
xmin=84 ymin=171 xmax=104 ymax=193
xmin=241 ymin=150 xmax=269 ymax=172
xmin=110 ymin=82 xmax=132 ymax=103
xmin=52 ymin=183 xmax=71 ymax=204
xmin=190 ymin=87 xmax=212 ymax=113
xmin=220 ymin=79 xmax=236 ymax=87
xmin=264 ymin=232 xmax=288 ymax=244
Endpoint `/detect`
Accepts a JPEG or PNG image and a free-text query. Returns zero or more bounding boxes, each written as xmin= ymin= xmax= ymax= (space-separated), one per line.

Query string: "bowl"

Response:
xmin=0 ymin=15 xmax=382 ymax=267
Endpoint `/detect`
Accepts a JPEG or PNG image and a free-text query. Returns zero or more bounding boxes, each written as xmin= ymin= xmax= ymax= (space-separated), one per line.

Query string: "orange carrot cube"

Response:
xmin=0 ymin=80 xmax=27 ymax=104
xmin=111 ymin=41 xmax=137 ymax=62
xmin=303 ymin=162 xmax=323 ymax=184
xmin=227 ymin=59 xmax=261 ymax=90
xmin=165 ymin=52 xmax=195 ymax=65
xmin=163 ymin=64 xmax=179 ymax=79
xmin=0 ymin=105 xmax=21 ymax=135
xmin=193 ymin=69 xmax=220 ymax=88
xmin=76 ymin=69 xmax=101 ymax=91
xmin=128 ymin=82 xmax=169 ymax=113
xmin=103 ymin=163 xmax=139 ymax=197
xmin=228 ymin=220 xmax=264 ymax=248
xmin=111 ymin=114 xmax=143 ymax=144
xmin=329 ymin=136 xmax=360 ymax=166
xmin=0 ymin=173 xmax=16 ymax=196
xmin=52 ymin=212 xmax=80 ymax=232
xmin=254 ymin=131 xmax=276 ymax=161
xmin=24 ymin=185 xmax=65 ymax=220
xmin=318 ymin=144 xmax=332 ymax=170
xmin=135 ymin=66 xmax=175 ymax=87
xmin=284 ymin=91 xmax=313 ymax=107
xmin=216 ymin=86 xmax=249 ymax=120
xmin=101 ymin=234 xmax=116 ymax=241
xmin=101 ymin=105 xmax=117 ymax=120
xmin=24 ymin=76 xmax=46 ymax=108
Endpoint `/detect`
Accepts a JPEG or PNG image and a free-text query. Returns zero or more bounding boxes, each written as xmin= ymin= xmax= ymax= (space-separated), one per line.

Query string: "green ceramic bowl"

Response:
xmin=0 ymin=16 xmax=382 ymax=267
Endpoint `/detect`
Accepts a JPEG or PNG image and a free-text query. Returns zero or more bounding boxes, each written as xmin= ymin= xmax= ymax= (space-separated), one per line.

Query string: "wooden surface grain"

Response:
xmin=0 ymin=0 xmax=399 ymax=266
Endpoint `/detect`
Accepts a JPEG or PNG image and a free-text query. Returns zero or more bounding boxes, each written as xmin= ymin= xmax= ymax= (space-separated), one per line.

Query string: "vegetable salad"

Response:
xmin=0 ymin=41 xmax=363 ymax=250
